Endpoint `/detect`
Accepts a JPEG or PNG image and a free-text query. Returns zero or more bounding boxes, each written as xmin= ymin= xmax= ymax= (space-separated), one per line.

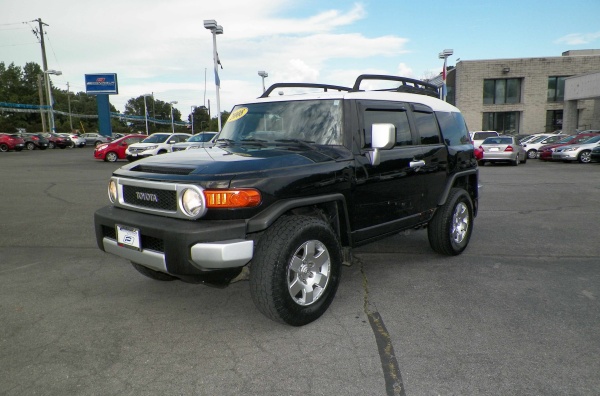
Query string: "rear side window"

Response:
xmin=413 ymin=111 xmax=441 ymax=145
xmin=436 ymin=111 xmax=470 ymax=146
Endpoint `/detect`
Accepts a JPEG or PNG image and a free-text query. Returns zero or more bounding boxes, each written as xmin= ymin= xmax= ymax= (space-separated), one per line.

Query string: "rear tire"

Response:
xmin=250 ymin=215 xmax=342 ymax=326
xmin=131 ymin=262 xmax=178 ymax=281
xmin=428 ymin=188 xmax=474 ymax=256
xmin=0 ymin=143 xmax=8 ymax=152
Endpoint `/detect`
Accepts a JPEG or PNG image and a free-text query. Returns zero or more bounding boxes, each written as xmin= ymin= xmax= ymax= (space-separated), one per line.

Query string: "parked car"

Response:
xmin=522 ymin=134 xmax=565 ymax=159
xmin=42 ymin=133 xmax=71 ymax=149
xmin=81 ymin=133 xmax=112 ymax=147
xmin=0 ymin=133 xmax=25 ymax=152
xmin=59 ymin=133 xmax=86 ymax=148
xmin=94 ymin=134 xmax=147 ymax=162
xmin=470 ymin=131 xmax=499 ymax=148
xmin=538 ymin=133 xmax=600 ymax=161
xmin=20 ymin=133 xmax=49 ymax=150
xmin=551 ymin=135 xmax=600 ymax=163
xmin=125 ymin=133 xmax=192 ymax=161
xmin=172 ymin=132 xmax=217 ymax=151
xmin=590 ymin=145 xmax=600 ymax=162
xmin=479 ymin=135 xmax=527 ymax=166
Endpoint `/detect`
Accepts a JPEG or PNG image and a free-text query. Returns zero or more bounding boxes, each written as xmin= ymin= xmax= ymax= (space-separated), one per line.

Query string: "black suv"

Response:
xmin=94 ymin=75 xmax=479 ymax=326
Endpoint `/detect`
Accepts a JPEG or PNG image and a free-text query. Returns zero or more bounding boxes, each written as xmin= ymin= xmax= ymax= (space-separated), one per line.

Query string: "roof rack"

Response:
xmin=260 ymin=83 xmax=352 ymax=98
xmin=352 ymin=74 xmax=439 ymax=98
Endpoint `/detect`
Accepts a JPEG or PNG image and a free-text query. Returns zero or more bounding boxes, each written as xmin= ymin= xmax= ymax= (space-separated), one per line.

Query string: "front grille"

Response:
xmin=123 ymin=185 xmax=177 ymax=211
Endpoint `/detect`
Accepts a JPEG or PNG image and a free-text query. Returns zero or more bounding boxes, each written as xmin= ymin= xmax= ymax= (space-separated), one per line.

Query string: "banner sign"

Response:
xmin=85 ymin=73 xmax=118 ymax=94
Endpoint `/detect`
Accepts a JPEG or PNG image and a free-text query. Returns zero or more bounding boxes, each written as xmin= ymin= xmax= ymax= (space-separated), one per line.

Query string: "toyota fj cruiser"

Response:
xmin=94 ymin=75 xmax=479 ymax=326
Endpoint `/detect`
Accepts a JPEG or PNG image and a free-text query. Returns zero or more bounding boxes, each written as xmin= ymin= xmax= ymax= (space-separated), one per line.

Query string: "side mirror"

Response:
xmin=368 ymin=123 xmax=395 ymax=166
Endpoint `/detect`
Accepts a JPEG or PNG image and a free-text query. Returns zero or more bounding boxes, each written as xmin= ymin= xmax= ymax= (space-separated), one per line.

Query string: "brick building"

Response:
xmin=445 ymin=50 xmax=600 ymax=135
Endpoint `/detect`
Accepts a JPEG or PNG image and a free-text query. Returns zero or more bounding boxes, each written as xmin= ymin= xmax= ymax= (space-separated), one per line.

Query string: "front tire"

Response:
xmin=428 ymin=188 xmax=474 ymax=256
xmin=578 ymin=150 xmax=591 ymax=163
xmin=105 ymin=151 xmax=118 ymax=162
xmin=527 ymin=149 xmax=537 ymax=159
xmin=0 ymin=143 xmax=8 ymax=152
xmin=131 ymin=262 xmax=177 ymax=281
xmin=250 ymin=215 xmax=342 ymax=326
xmin=26 ymin=142 xmax=35 ymax=150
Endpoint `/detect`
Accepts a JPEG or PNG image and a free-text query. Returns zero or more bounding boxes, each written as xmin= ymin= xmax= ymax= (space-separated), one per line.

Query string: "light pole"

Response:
xmin=258 ymin=71 xmax=268 ymax=93
xmin=204 ymin=20 xmax=223 ymax=131
xmin=44 ymin=69 xmax=62 ymax=132
xmin=190 ymin=106 xmax=196 ymax=134
xmin=169 ymin=101 xmax=178 ymax=133
xmin=143 ymin=93 xmax=152 ymax=135
xmin=438 ymin=49 xmax=453 ymax=102
xmin=66 ymin=82 xmax=73 ymax=132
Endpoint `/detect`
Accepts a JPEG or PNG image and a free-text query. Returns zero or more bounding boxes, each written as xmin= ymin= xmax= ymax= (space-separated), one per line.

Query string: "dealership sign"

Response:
xmin=85 ymin=73 xmax=118 ymax=95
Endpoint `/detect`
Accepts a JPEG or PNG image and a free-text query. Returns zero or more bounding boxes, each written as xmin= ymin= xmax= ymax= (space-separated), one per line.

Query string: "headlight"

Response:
xmin=181 ymin=188 xmax=204 ymax=217
xmin=143 ymin=145 xmax=158 ymax=151
xmin=108 ymin=180 xmax=118 ymax=203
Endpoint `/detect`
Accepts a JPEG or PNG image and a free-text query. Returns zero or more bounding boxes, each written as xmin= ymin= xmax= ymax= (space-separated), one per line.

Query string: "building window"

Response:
xmin=546 ymin=110 xmax=563 ymax=132
xmin=547 ymin=76 xmax=568 ymax=102
xmin=483 ymin=79 xmax=521 ymax=104
xmin=482 ymin=112 xmax=520 ymax=135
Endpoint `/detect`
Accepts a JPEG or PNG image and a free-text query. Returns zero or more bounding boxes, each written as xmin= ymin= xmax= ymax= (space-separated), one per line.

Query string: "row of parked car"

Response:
xmin=93 ymin=132 xmax=217 ymax=162
xmin=471 ymin=130 xmax=600 ymax=166
xmin=0 ymin=131 xmax=126 ymax=152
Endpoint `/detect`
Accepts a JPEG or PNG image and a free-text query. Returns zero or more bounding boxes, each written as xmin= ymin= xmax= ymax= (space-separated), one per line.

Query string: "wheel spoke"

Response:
xmin=289 ymin=255 xmax=303 ymax=273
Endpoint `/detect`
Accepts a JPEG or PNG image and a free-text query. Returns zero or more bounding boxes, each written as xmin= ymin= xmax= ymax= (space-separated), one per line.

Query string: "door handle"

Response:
xmin=409 ymin=160 xmax=426 ymax=168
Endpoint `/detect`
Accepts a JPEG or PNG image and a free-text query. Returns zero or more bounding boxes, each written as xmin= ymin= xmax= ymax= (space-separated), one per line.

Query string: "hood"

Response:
xmin=118 ymin=144 xmax=350 ymax=176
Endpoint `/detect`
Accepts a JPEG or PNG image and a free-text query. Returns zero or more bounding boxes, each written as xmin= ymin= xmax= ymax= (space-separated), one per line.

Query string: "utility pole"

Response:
xmin=34 ymin=18 xmax=52 ymax=129
xmin=66 ymin=82 xmax=73 ymax=132
xmin=37 ymin=75 xmax=47 ymax=133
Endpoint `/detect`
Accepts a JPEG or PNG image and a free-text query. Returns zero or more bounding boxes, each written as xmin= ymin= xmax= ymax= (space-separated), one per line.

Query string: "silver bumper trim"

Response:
xmin=103 ymin=238 xmax=167 ymax=273
xmin=190 ymin=239 xmax=253 ymax=269
xmin=102 ymin=237 xmax=253 ymax=272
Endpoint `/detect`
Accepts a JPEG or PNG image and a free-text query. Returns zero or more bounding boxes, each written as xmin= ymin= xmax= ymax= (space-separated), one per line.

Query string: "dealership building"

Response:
xmin=445 ymin=49 xmax=600 ymax=135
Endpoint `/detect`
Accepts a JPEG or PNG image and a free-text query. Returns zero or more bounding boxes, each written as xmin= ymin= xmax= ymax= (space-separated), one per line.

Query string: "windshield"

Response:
xmin=557 ymin=135 xmax=575 ymax=143
xmin=141 ymin=134 xmax=170 ymax=143
xmin=188 ymin=133 xmax=216 ymax=143
xmin=219 ymin=100 xmax=343 ymax=145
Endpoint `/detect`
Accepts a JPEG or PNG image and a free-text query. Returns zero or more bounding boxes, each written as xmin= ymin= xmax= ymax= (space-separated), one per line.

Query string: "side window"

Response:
xmin=413 ymin=110 xmax=441 ymax=145
xmin=436 ymin=111 xmax=471 ymax=146
xmin=363 ymin=109 xmax=412 ymax=148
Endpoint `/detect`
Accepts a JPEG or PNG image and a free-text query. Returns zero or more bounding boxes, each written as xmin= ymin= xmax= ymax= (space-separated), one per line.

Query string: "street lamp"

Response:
xmin=438 ymin=49 xmax=453 ymax=102
xmin=169 ymin=101 xmax=178 ymax=133
xmin=190 ymin=106 xmax=196 ymax=134
xmin=44 ymin=69 xmax=62 ymax=132
xmin=258 ymin=71 xmax=268 ymax=93
xmin=142 ymin=93 xmax=152 ymax=135
xmin=204 ymin=19 xmax=223 ymax=131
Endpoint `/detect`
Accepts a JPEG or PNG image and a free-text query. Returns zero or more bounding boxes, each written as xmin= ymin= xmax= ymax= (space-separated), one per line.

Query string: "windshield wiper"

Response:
xmin=215 ymin=138 xmax=235 ymax=146
xmin=240 ymin=138 xmax=268 ymax=147
xmin=274 ymin=139 xmax=317 ymax=150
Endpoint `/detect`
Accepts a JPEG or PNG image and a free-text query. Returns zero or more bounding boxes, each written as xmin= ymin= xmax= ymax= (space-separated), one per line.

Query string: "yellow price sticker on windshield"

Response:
xmin=228 ymin=107 xmax=248 ymax=122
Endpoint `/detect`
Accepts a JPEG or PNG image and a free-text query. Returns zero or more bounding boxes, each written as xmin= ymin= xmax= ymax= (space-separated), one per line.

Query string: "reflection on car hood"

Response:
xmin=117 ymin=145 xmax=351 ymax=175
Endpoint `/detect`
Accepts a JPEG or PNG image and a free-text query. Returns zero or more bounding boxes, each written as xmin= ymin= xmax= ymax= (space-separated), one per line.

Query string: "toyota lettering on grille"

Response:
xmin=136 ymin=192 xmax=159 ymax=202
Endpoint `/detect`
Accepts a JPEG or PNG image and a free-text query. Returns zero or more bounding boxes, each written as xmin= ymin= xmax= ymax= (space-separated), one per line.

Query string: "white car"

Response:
xmin=125 ymin=133 xmax=192 ymax=161
xmin=551 ymin=135 xmax=600 ymax=163
xmin=521 ymin=134 xmax=565 ymax=159
xmin=59 ymin=133 xmax=86 ymax=148
xmin=470 ymin=131 xmax=499 ymax=148
xmin=172 ymin=132 xmax=217 ymax=151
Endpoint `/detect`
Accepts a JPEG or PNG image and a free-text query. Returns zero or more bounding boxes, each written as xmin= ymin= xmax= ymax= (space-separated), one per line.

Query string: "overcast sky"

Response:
xmin=2 ymin=0 xmax=600 ymax=120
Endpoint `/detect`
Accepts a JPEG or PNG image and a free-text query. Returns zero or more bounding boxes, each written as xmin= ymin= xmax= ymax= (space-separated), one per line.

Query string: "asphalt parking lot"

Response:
xmin=1 ymin=147 xmax=599 ymax=396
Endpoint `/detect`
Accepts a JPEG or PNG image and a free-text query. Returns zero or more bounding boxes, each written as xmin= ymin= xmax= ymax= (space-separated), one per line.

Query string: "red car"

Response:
xmin=538 ymin=133 xmax=600 ymax=161
xmin=94 ymin=134 xmax=147 ymax=162
xmin=0 ymin=133 xmax=25 ymax=152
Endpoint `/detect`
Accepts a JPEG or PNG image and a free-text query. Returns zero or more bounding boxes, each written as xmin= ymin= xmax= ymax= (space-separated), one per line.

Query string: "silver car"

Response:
xmin=172 ymin=132 xmax=217 ymax=152
xmin=551 ymin=135 xmax=600 ymax=163
xmin=479 ymin=135 xmax=527 ymax=166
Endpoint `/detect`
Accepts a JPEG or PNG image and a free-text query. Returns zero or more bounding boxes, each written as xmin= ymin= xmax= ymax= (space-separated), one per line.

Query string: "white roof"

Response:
xmin=243 ymin=90 xmax=459 ymax=113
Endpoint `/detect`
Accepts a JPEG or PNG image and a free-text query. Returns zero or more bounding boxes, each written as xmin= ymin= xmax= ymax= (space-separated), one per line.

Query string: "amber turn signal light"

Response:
xmin=203 ymin=189 xmax=261 ymax=208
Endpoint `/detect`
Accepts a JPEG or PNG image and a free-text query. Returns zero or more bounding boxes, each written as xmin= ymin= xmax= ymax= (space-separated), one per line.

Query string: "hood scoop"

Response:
xmin=131 ymin=164 xmax=195 ymax=175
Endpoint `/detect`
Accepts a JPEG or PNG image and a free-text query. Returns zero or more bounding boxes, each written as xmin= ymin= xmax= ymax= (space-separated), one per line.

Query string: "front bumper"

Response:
xmin=552 ymin=152 xmax=577 ymax=161
xmin=94 ymin=205 xmax=253 ymax=277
